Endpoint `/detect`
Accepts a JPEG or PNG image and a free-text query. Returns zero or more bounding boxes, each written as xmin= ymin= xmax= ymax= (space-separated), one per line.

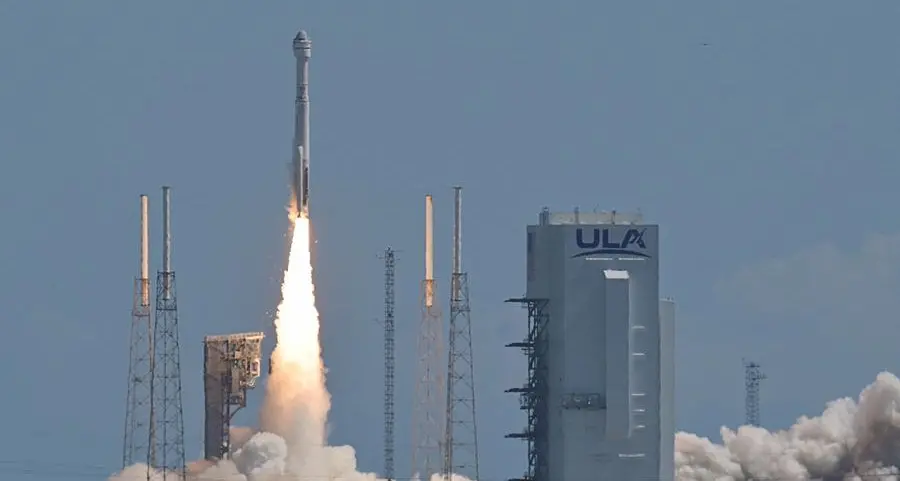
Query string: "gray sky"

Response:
xmin=1 ymin=1 xmax=899 ymax=480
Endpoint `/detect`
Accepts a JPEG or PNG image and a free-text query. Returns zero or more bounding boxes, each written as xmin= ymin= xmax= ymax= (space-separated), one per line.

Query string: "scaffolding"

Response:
xmin=203 ymin=332 xmax=264 ymax=460
xmin=504 ymin=297 xmax=549 ymax=481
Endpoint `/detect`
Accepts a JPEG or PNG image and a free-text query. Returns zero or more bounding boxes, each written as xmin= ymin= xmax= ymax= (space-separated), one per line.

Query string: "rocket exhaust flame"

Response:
xmin=260 ymin=215 xmax=330 ymax=466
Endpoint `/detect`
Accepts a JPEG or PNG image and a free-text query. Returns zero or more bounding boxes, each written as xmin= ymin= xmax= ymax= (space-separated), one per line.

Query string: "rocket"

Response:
xmin=292 ymin=29 xmax=311 ymax=217
xmin=271 ymin=29 xmax=311 ymax=377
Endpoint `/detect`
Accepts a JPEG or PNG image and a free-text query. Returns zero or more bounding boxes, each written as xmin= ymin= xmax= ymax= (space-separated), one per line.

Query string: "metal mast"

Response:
xmin=152 ymin=186 xmax=187 ymax=480
xmin=123 ymin=195 xmax=156 ymax=472
xmin=443 ymin=187 xmax=480 ymax=481
xmin=382 ymin=248 xmax=397 ymax=481
xmin=412 ymin=195 xmax=445 ymax=481
xmin=744 ymin=359 xmax=766 ymax=427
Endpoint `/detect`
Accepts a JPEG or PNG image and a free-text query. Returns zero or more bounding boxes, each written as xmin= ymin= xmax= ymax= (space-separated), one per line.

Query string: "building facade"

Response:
xmin=514 ymin=209 xmax=674 ymax=481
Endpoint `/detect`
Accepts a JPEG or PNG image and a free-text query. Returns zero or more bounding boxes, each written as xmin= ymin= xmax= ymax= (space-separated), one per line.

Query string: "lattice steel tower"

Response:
xmin=382 ymin=247 xmax=397 ymax=481
xmin=151 ymin=186 xmax=187 ymax=480
xmin=412 ymin=195 xmax=445 ymax=481
xmin=744 ymin=359 xmax=766 ymax=427
xmin=123 ymin=194 xmax=156 ymax=471
xmin=443 ymin=187 xmax=480 ymax=481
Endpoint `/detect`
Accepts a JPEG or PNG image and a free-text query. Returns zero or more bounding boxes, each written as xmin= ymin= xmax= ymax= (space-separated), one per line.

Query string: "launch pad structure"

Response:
xmin=203 ymin=332 xmax=264 ymax=460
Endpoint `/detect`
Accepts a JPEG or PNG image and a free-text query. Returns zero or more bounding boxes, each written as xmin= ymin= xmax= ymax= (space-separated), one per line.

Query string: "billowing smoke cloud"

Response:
xmin=676 ymin=371 xmax=900 ymax=481
xmin=229 ymin=426 xmax=257 ymax=453
xmin=109 ymin=434 xmax=379 ymax=481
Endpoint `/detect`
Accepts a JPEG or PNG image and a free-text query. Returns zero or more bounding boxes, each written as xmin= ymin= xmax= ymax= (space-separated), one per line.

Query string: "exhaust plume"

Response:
xmin=259 ymin=215 xmax=329 ymax=462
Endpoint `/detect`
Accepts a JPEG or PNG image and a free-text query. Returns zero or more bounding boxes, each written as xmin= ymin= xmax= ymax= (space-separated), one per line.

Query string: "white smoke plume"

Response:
xmin=676 ymin=371 xmax=900 ymax=481
xmin=229 ymin=426 xmax=257 ymax=453
xmin=110 ymin=216 xmax=473 ymax=481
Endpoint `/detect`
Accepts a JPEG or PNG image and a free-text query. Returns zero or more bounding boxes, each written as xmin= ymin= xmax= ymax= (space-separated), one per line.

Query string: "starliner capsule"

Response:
xmin=292 ymin=29 xmax=311 ymax=217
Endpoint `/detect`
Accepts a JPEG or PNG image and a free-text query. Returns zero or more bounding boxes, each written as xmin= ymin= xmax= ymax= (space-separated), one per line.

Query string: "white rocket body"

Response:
xmin=292 ymin=30 xmax=311 ymax=216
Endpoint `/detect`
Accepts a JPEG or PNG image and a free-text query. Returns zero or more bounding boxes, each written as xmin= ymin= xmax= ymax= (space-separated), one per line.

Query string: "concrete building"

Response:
xmin=506 ymin=209 xmax=674 ymax=481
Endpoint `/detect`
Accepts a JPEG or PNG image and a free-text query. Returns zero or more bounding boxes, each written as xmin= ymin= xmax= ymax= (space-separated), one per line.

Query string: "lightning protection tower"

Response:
xmin=123 ymin=195 xmax=156 ymax=471
xmin=151 ymin=186 xmax=187 ymax=480
xmin=443 ymin=186 xmax=480 ymax=481
xmin=412 ymin=195 xmax=445 ymax=481
xmin=744 ymin=359 xmax=766 ymax=427
xmin=382 ymin=247 xmax=397 ymax=481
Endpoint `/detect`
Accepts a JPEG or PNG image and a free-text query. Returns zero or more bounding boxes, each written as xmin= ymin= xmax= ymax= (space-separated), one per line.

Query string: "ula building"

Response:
xmin=506 ymin=209 xmax=675 ymax=481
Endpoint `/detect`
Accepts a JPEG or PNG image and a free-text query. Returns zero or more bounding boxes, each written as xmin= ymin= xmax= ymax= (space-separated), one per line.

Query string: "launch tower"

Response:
xmin=203 ymin=332 xmax=264 ymax=460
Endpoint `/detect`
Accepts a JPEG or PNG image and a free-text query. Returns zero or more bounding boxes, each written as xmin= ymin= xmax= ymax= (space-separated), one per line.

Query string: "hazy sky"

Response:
xmin=1 ymin=2 xmax=900 ymax=480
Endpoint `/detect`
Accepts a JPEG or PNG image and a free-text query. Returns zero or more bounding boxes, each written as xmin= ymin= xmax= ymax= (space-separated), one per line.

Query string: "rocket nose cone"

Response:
xmin=293 ymin=29 xmax=311 ymax=53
